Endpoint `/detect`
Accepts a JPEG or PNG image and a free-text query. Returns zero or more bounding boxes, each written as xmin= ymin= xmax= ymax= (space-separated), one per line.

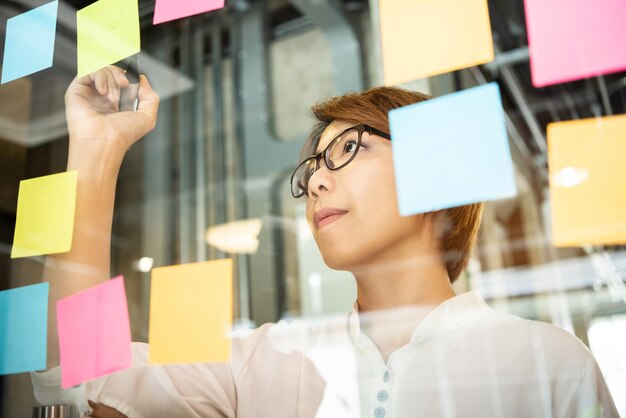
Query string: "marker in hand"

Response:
xmin=118 ymin=55 xmax=139 ymax=112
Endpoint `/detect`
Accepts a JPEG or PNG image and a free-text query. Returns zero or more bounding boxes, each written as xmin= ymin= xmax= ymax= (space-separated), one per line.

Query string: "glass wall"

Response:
xmin=0 ymin=0 xmax=625 ymax=416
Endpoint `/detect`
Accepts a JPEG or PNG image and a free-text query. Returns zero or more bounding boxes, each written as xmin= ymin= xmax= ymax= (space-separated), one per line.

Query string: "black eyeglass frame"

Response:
xmin=290 ymin=124 xmax=392 ymax=198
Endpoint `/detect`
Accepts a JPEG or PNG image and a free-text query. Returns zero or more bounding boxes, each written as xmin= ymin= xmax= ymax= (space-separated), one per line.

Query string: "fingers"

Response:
xmin=107 ymin=65 xmax=129 ymax=85
xmin=100 ymin=68 xmax=120 ymax=103
xmin=64 ymin=69 xmax=159 ymax=147
xmin=69 ymin=66 xmax=129 ymax=103
xmin=88 ymin=400 xmax=129 ymax=418
xmin=107 ymin=65 xmax=130 ymax=93
xmin=134 ymin=75 xmax=160 ymax=136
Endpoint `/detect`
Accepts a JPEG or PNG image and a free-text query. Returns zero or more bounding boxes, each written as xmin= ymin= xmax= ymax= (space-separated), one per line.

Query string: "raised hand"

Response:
xmin=64 ymin=65 xmax=160 ymax=164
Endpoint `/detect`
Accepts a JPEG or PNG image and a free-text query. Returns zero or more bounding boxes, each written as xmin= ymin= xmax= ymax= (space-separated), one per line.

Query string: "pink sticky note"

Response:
xmin=57 ymin=276 xmax=132 ymax=388
xmin=153 ymin=0 xmax=224 ymax=25
xmin=524 ymin=0 xmax=626 ymax=87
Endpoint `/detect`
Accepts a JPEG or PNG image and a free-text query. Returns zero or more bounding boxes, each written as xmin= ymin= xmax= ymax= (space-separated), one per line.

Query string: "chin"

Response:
xmin=315 ymin=227 xmax=369 ymax=270
xmin=319 ymin=248 xmax=358 ymax=271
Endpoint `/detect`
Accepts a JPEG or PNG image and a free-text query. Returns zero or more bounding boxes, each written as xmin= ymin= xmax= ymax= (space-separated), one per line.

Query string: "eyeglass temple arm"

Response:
xmin=364 ymin=125 xmax=392 ymax=140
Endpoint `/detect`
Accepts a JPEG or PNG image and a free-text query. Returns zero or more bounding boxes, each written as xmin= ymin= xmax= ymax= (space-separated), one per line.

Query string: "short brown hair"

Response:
xmin=301 ymin=86 xmax=483 ymax=282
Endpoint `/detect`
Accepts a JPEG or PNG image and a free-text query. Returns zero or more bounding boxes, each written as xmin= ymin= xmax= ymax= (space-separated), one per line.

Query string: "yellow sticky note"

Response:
xmin=380 ymin=0 xmax=494 ymax=85
xmin=149 ymin=259 xmax=233 ymax=364
xmin=548 ymin=115 xmax=626 ymax=247
xmin=11 ymin=171 xmax=78 ymax=258
xmin=76 ymin=0 xmax=140 ymax=78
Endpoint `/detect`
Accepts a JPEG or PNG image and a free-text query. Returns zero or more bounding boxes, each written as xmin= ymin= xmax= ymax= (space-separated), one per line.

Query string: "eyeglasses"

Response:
xmin=290 ymin=124 xmax=391 ymax=198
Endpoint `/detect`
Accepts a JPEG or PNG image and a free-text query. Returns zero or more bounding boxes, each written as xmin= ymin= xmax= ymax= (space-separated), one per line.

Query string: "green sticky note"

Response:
xmin=11 ymin=171 xmax=78 ymax=258
xmin=76 ymin=0 xmax=140 ymax=78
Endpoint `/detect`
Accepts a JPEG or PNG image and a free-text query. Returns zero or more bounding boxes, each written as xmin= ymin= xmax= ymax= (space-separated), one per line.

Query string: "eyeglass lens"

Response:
xmin=291 ymin=127 xmax=360 ymax=197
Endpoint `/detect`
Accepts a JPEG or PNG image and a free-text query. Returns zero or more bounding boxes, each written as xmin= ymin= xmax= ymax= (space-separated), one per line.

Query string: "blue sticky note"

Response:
xmin=390 ymin=83 xmax=516 ymax=216
xmin=0 ymin=283 xmax=49 ymax=375
xmin=1 ymin=1 xmax=58 ymax=84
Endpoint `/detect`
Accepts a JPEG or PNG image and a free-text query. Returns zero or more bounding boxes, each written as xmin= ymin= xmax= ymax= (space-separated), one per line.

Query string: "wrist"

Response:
xmin=67 ymin=139 xmax=125 ymax=181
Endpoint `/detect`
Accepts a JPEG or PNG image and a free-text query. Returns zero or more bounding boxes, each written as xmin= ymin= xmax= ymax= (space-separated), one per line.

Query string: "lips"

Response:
xmin=314 ymin=208 xmax=348 ymax=228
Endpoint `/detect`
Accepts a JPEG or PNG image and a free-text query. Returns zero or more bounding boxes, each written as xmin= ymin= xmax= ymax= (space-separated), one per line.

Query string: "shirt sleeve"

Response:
xmin=557 ymin=358 xmax=620 ymax=418
xmin=31 ymin=342 xmax=237 ymax=418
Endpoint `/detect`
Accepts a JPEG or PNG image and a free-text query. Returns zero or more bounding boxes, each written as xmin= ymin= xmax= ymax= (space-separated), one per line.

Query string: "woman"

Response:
xmin=32 ymin=67 xmax=618 ymax=418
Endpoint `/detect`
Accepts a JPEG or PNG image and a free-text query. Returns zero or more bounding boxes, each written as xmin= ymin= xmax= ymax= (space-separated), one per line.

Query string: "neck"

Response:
xmin=353 ymin=247 xmax=455 ymax=313
xmin=351 ymin=246 xmax=456 ymax=362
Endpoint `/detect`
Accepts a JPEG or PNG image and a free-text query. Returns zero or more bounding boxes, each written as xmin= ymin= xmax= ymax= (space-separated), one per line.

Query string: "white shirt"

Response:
xmin=32 ymin=291 xmax=619 ymax=418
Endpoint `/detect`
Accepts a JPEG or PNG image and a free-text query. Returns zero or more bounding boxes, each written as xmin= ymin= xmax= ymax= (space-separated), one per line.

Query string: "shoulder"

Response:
xmin=483 ymin=311 xmax=594 ymax=368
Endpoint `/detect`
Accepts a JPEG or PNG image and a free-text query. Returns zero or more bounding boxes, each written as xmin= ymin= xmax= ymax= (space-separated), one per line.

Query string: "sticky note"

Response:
xmin=379 ymin=0 xmax=494 ymax=85
xmin=76 ymin=0 xmax=140 ymax=78
xmin=12 ymin=171 xmax=78 ymax=259
xmin=524 ymin=0 xmax=626 ymax=87
xmin=0 ymin=283 xmax=48 ymax=375
xmin=149 ymin=259 xmax=233 ymax=364
xmin=153 ymin=0 xmax=224 ymax=25
xmin=389 ymin=83 xmax=516 ymax=216
xmin=1 ymin=1 xmax=58 ymax=84
xmin=56 ymin=276 xmax=132 ymax=388
xmin=548 ymin=115 xmax=626 ymax=246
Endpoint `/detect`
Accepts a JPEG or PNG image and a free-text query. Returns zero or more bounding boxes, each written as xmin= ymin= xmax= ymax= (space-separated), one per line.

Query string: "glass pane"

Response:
xmin=0 ymin=0 xmax=624 ymax=416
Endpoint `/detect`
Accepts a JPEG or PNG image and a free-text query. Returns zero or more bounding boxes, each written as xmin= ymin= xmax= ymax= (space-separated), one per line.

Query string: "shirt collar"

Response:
xmin=349 ymin=291 xmax=494 ymax=346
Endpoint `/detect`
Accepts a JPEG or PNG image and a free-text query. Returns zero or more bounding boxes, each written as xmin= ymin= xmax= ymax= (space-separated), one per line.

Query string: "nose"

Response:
xmin=307 ymin=157 xmax=334 ymax=199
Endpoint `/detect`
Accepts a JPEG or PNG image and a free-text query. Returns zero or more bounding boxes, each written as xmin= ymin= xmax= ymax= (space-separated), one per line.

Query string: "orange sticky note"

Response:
xmin=379 ymin=0 xmax=494 ymax=85
xmin=548 ymin=115 xmax=626 ymax=246
xmin=149 ymin=259 xmax=233 ymax=364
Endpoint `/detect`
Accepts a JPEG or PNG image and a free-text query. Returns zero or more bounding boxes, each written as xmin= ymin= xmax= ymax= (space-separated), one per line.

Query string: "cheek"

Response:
xmin=352 ymin=164 xmax=400 ymax=218
xmin=305 ymin=199 xmax=315 ymax=227
xmin=311 ymin=166 xmax=409 ymax=269
xmin=349 ymin=164 xmax=422 ymax=250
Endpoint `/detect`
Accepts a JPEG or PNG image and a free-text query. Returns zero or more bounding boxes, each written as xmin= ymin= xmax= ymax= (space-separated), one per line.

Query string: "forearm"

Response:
xmin=43 ymin=146 xmax=124 ymax=368
xmin=41 ymin=68 xmax=159 ymax=369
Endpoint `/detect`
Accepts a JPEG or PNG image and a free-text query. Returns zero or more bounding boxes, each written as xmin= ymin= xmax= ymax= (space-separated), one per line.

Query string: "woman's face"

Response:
xmin=305 ymin=120 xmax=431 ymax=272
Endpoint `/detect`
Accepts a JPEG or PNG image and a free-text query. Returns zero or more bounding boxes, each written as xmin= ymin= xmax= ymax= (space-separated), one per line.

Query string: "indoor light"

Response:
xmin=206 ymin=219 xmax=263 ymax=254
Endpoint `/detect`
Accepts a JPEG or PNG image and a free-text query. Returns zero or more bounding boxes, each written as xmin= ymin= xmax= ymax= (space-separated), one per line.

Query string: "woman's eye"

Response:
xmin=343 ymin=140 xmax=358 ymax=153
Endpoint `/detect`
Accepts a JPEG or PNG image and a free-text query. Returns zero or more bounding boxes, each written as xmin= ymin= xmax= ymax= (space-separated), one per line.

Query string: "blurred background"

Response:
xmin=0 ymin=0 xmax=625 ymax=416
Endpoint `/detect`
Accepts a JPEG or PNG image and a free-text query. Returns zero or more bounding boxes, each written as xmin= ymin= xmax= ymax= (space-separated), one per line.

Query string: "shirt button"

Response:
xmin=383 ymin=371 xmax=390 ymax=383
xmin=377 ymin=390 xmax=389 ymax=402
xmin=374 ymin=406 xmax=386 ymax=418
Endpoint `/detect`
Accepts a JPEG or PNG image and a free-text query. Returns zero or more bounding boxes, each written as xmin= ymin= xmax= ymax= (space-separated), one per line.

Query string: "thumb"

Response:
xmin=133 ymin=75 xmax=160 ymax=138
